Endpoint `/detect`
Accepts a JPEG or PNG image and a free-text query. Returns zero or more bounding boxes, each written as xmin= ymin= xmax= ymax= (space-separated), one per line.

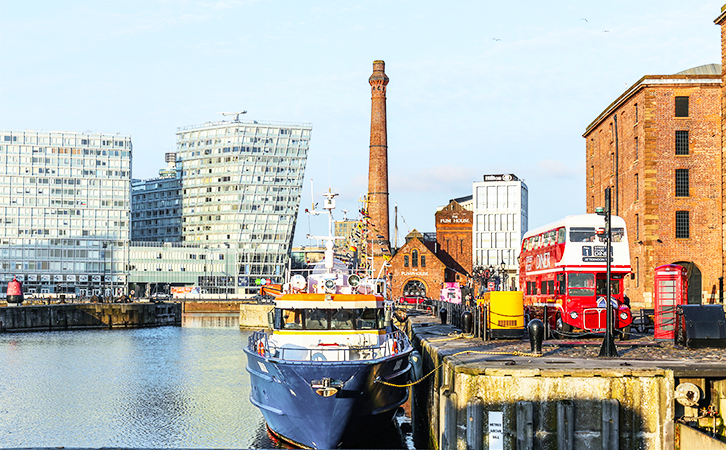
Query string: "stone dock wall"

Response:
xmin=0 ymin=302 xmax=181 ymax=332
xmin=408 ymin=320 xmax=678 ymax=450
xmin=181 ymin=300 xmax=273 ymax=328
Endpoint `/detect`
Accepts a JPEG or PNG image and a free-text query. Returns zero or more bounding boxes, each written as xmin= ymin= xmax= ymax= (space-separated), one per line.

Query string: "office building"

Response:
xmin=0 ymin=129 xmax=132 ymax=296
xmin=131 ymin=153 xmax=182 ymax=243
xmin=472 ymin=174 xmax=528 ymax=288
xmin=127 ymin=118 xmax=312 ymax=296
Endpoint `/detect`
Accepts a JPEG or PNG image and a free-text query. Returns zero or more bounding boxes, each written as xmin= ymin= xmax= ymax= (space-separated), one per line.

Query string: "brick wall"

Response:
xmin=435 ymin=203 xmax=473 ymax=276
xmin=368 ymin=60 xmax=391 ymax=276
xmin=585 ymin=78 xmax=722 ymax=308
xmin=390 ymin=238 xmax=445 ymax=300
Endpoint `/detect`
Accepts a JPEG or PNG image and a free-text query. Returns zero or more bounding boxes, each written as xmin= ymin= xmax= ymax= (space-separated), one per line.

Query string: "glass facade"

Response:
xmin=0 ymin=121 xmax=311 ymax=299
xmin=173 ymin=120 xmax=311 ymax=292
xmin=0 ymin=130 xmax=132 ymax=296
xmin=472 ymin=174 xmax=528 ymax=277
xmin=131 ymin=176 xmax=182 ymax=242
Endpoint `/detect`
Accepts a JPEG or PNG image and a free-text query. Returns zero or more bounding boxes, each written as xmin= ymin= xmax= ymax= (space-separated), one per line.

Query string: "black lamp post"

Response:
xmin=500 ymin=261 xmax=507 ymax=291
xmin=597 ymin=187 xmax=619 ymax=357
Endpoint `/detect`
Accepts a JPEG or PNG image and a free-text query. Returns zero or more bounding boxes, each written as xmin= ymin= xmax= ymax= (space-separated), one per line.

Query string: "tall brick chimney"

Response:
xmin=715 ymin=6 xmax=726 ymax=285
xmin=368 ymin=60 xmax=391 ymax=278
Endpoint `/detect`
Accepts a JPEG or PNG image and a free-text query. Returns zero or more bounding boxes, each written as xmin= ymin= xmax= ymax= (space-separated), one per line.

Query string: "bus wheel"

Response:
xmin=555 ymin=313 xmax=572 ymax=339
xmin=619 ymin=325 xmax=631 ymax=341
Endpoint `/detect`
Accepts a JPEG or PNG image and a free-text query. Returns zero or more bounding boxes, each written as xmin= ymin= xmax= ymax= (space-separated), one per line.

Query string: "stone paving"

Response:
xmin=405 ymin=310 xmax=726 ymax=366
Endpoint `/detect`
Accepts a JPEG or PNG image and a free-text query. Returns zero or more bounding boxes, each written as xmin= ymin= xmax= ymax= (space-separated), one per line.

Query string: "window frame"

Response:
xmin=675 ymin=130 xmax=689 ymax=155
xmin=675 ymin=211 xmax=690 ymax=239
xmin=675 ymin=96 xmax=689 ymax=118
xmin=675 ymin=169 xmax=689 ymax=198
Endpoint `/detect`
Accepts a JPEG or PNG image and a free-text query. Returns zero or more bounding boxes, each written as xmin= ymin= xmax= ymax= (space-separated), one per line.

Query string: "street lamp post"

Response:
xmin=597 ymin=187 xmax=619 ymax=358
xmin=500 ymin=261 xmax=508 ymax=291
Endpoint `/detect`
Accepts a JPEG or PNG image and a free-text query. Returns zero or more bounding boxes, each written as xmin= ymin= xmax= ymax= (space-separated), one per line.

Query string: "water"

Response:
xmin=0 ymin=313 xmax=408 ymax=449
xmin=0 ymin=314 xmax=273 ymax=448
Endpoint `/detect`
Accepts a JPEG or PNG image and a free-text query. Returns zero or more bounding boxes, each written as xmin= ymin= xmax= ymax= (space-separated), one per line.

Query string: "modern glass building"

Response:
xmin=127 ymin=119 xmax=312 ymax=297
xmin=472 ymin=174 xmax=528 ymax=287
xmin=131 ymin=153 xmax=182 ymax=243
xmin=0 ymin=129 xmax=132 ymax=297
xmin=1 ymin=119 xmax=311 ymax=299
xmin=173 ymin=119 xmax=311 ymax=293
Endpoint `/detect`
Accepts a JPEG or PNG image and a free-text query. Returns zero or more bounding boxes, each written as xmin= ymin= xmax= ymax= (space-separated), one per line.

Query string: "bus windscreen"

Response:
xmin=569 ymin=227 xmax=625 ymax=243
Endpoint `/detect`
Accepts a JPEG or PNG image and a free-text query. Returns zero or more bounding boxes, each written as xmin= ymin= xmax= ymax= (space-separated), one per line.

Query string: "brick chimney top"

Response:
xmin=369 ymin=60 xmax=389 ymax=85
xmin=716 ymin=5 xmax=726 ymax=24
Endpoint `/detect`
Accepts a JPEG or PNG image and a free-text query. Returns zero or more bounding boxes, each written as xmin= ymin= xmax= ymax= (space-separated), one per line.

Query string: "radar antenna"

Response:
xmin=219 ymin=111 xmax=248 ymax=122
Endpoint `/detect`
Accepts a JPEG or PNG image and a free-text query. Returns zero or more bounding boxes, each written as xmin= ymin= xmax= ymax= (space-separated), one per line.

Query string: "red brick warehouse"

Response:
xmin=584 ymin=66 xmax=722 ymax=307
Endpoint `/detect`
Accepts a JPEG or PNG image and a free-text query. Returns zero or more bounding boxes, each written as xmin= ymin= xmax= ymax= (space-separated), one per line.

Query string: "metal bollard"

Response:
xmin=462 ymin=310 xmax=473 ymax=334
xmin=440 ymin=307 xmax=448 ymax=325
xmin=528 ymin=319 xmax=544 ymax=354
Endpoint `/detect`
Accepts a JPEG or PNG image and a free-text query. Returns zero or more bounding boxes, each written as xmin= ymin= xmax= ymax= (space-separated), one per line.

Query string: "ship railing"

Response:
xmin=248 ymin=329 xmax=407 ymax=362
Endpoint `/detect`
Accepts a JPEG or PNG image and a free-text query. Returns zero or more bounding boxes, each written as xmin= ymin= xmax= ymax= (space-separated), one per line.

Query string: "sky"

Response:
xmin=0 ymin=0 xmax=723 ymax=248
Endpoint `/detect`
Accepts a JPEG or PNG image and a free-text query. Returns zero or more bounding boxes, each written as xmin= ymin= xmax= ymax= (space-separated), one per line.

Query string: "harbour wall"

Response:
xmin=0 ymin=302 xmax=181 ymax=332
xmin=408 ymin=320 xmax=678 ymax=450
xmin=181 ymin=300 xmax=273 ymax=328
xmin=182 ymin=300 xmax=246 ymax=313
xmin=239 ymin=304 xmax=273 ymax=329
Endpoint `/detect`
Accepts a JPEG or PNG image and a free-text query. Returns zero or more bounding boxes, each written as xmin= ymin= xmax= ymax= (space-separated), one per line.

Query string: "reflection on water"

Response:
xmin=183 ymin=312 xmax=241 ymax=328
xmin=0 ymin=322 xmax=276 ymax=448
xmin=0 ymin=314 xmax=407 ymax=449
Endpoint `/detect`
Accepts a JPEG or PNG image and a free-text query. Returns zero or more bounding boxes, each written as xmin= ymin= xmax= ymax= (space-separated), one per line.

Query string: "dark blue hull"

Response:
xmin=244 ymin=347 xmax=412 ymax=449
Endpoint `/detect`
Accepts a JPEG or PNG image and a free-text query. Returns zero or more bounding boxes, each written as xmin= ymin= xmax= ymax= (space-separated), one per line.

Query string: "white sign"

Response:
xmin=488 ymin=411 xmax=504 ymax=450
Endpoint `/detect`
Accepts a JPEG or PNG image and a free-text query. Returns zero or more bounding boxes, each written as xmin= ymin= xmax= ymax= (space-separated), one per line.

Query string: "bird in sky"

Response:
xmin=492 ymin=38 xmax=501 ymax=41
xmin=581 ymin=18 xmax=588 ymax=22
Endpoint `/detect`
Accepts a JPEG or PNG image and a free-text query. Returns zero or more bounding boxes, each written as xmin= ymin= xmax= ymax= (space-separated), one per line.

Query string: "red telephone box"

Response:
xmin=654 ymin=264 xmax=688 ymax=340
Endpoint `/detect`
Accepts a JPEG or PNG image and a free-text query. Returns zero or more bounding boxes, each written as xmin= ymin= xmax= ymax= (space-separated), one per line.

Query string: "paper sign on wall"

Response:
xmin=488 ymin=411 xmax=503 ymax=450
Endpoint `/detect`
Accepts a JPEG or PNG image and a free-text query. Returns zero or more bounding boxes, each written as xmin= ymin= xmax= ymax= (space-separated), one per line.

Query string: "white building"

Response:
xmin=0 ymin=129 xmax=132 ymax=296
xmin=174 ymin=119 xmax=312 ymax=292
xmin=472 ymin=174 xmax=528 ymax=286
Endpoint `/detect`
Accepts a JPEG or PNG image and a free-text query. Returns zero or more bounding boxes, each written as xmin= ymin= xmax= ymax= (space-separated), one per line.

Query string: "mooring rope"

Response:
xmin=374 ymin=348 xmax=543 ymax=388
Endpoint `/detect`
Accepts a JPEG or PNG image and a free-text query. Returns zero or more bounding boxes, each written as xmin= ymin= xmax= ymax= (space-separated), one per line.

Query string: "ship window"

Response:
xmin=356 ymin=308 xmax=383 ymax=330
xmin=331 ymin=309 xmax=354 ymax=330
xmin=304 ymin=308 xmax=329 ymax=330
xmin=282 ymin=309 xmax=304 ymax=329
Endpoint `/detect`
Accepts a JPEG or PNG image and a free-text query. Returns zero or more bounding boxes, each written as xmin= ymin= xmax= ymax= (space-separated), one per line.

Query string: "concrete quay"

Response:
xmin=405 ymin=311 xmax=726 ymax=450
xmin=0 ymin=302 xmax=181 ymax=332
xmin=180 ymin=300 xmax=273 ymax=328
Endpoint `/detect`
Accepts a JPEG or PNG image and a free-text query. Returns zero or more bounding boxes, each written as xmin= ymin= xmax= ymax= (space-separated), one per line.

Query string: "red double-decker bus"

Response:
xmin=519 ymin=214 xmax=633 ymax=338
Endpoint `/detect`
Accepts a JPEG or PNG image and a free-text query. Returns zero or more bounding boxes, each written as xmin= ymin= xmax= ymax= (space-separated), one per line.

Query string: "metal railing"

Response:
xmin=248 ymin=329 xmax=408 ymax=362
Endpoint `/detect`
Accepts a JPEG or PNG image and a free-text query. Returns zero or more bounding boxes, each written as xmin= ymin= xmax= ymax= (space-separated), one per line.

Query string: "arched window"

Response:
xmin=412 ymin=249 xmax=419 ymax=268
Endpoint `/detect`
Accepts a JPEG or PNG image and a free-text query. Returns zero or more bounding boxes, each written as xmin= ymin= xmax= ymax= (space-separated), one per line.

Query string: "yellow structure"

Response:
xmin=478 ymin=291 xmax=525 ymax=338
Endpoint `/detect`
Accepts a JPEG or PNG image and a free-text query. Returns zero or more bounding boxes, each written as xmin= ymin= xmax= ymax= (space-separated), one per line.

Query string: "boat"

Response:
xmin=244 ymin=190 xmax=414 ymax=449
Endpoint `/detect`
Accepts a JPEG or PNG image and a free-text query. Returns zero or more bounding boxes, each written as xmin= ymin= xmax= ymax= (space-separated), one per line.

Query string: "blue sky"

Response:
xmin=0 ymin=1 xmax=722 ymax=247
